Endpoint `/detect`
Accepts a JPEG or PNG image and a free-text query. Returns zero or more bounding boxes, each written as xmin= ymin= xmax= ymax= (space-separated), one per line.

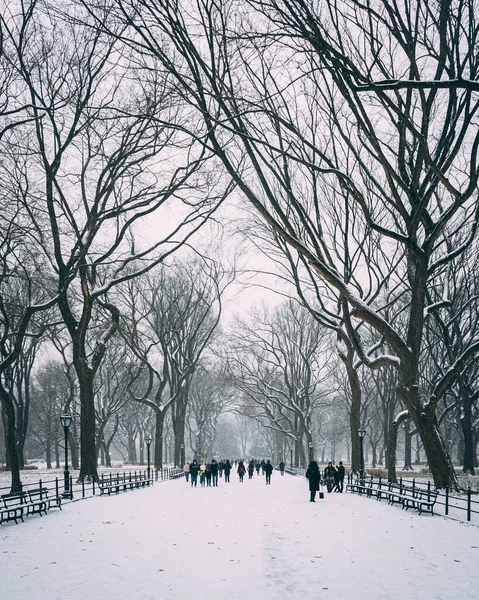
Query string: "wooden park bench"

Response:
xmin=403 ymin=488 xmax=438 ymax=515
xmin=99 ymin=475 xmax=152 ymax=496
xmin=26 ymin=488 xmax=62 ymax=517
xmin=347 ymin=477 xmax=438 ymax=516
xmin=1 ymin=491 xmax=28 ymax=524
xmin=346 ymin=479 xmax=369 ymax=495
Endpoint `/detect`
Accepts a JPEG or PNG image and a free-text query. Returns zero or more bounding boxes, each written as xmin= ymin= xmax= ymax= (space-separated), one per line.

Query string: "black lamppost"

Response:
xmin=290 ymin=447 xmax=293 ymax=469
xmin=60 ymin=414 xmax=73 ymax=499
xmin=308 ymin=442 xmax=314 ymax=463
xmin=146 ymin=436 xmax=152 ymax=480
xmin=180 ymin=443 xmax=185 ymax=466
xmin=358 ymin=429 xmax=366 ymax=484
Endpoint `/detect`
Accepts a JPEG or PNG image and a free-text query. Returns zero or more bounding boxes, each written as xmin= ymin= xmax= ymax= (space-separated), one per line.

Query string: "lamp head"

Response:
xmin=60 ymin=414 xmax=73 ymax=428
xmin=358 ymin=429 xmax=366 ymax=439
xmin=145 ymin=436 xmax=152 ymax=445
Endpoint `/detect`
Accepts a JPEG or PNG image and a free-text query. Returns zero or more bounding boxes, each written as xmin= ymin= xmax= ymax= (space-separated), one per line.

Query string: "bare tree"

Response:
xmin=0 ymin=193 xmax=56 ymax=491
xmin=121 ymin=258 xmax=225 ymax=467
xmin=1 ymin=1 xmax=231 ymax=481
xmin=100 ymin=0 xmax=479 ymax=487
xmin=227 ymin=300 xmax=332 ymax=466
xmin=186 ymin=362 xmax=235 ymax=461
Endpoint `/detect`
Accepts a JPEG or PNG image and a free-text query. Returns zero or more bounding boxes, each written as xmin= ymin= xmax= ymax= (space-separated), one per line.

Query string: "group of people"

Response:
xmin=183 ymin=459 xmax=231 ymax=486
xmin=239 ymin=458 xmax=274 ymax=483
xmin=306 ymin=461 xmax=346 ymax=502
xmin=183 ymin=456 xmax=346 ymax=500
xmin=183 ymin=458 xmax=277 ymax=486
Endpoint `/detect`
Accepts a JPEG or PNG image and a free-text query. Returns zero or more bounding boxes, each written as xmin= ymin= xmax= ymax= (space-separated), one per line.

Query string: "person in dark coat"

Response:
xmin=279 ymin=461 xmax=285 ymax=476
xmin=264 ymin=459 xmax=274 ymax=484
xmin=255 ymin=461 xmax=261 ymax=475
xmin=210 ymin=459 xmax=219 ymax=486
xmin=248 ymin=461 xmax=255 ymax=479
xmin=324 ymin=461 xmax=336 ymax=493
xmin=237 ymin=460 xmax=246 ymax=482
xmin=334 ymin=461 xmax=345 ymax=492
xmin=223 ymin=460 xmax=232 ymax=482
xmin=189 ymin=459 xmax=199 ymax=487
xmin=205 ymin=463 xmax=212 ymax=486
xmin=306 ymin=460 xmax=321 ymax=502
xmin=218 ymin=460 xmax=224 ymax=478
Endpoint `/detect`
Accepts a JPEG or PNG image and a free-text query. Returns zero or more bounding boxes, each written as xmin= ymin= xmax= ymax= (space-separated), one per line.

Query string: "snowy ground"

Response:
xmin=1 ymin=471 xmax=478 ymax=600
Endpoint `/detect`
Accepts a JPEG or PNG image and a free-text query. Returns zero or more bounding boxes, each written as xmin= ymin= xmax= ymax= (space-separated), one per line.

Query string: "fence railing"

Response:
xmin=346 ymin=473 xmax=479 ymax=523
xmin=0 ymin=467 xmax=183 ymax=506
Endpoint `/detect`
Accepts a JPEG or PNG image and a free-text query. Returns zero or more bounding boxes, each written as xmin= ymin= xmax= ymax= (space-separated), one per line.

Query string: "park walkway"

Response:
xmin=1 ymin=470 xmax=478 ymax=600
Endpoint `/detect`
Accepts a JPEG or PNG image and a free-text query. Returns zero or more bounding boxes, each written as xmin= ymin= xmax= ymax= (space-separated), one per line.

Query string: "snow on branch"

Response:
xmin=423 ymin=299 xmax=451 ymax=318
xmin=392 ymin=409 xmax=409 ymax=426
xmin=354 ymin=79 xmax=479 ymax=92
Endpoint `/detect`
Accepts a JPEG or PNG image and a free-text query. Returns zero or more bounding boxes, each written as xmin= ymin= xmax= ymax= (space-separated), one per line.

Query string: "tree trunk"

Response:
xmin=461 ymin=401 xmax=475 ymax=474
xmin=154 ymin=410 xmax=165 ymax=469
xmin=69 ymin=427 xmax=79 ymax=470
xmin=75 ymin=364 xmax=99 ymax=482
xmin=1 ymin=407 xmax=10 ymax=469
xmin=371 ymin=443 xmax=377 ymax=468
xmin=387 ymin=411 xmax=409 ymax=483
xmin=55 ymin=439 xmax=60 ymax=469
xmin=343 ymin=352 xmax=361 ymax=473
xmin=104 ymin=442 xmax=112 ymax=467
xmin=414 ymin=415 xmax=458 ymax=489
xmin=0 ymin=389 xmax=22 ymax=492
xmin=473 ymin=431 xmax=479 ymax=468
xmin=331 ymin=436 xmax=336 ymax=464
xmin=46 ymin=436 xmax=52 ymax=469
xmin=294 ymin=438 xmax=301 ymax=467
xmin=403 ymin=419 xmax=413 ymax=470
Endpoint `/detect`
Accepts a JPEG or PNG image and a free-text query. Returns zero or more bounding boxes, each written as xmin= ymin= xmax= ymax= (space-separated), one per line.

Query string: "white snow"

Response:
xmin=1 ymin=471 xmax=478 ymax=600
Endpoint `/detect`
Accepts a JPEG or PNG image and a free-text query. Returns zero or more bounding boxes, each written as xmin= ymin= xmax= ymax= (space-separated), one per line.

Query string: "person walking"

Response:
xmin=199 ymin=461 xmax=206 ymax=486
xmin=248 ymin=461 xmax=255 ymax=479
xmin=211 ymin=459 xmax=219 ymax=487
xmin=183 ymin=461 xmax=190 ymax=483
xmin=224 ymin=459 xmax=232 ymax=482
xmin=279 ymin=461 xmax=285 ymax=476
xmin=334 ymin=461 xmax=345 ymax=492
xmin=324 ymin=461 xmax=336 ymax=493
xmin=306 ymin=460 xmax=321 ymax=502
xmin=205 ymin=463 xmax=212 ymax=486
xmin=264 ymin=459 xmax=273 ymax=485
xmin=190 ymin=459 xmax=199 ymax=487
xmin=218 ymin=460 xmax=224 ymax=478
xmin=261 ymin=459 xmax=266 ymax=475
xmin=237 ymin=460 xmax=246 ymax=482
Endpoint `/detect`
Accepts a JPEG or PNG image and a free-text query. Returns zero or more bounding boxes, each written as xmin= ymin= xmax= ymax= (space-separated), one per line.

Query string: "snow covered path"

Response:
xmin=1 ymin=471 xmax=478 ymax=600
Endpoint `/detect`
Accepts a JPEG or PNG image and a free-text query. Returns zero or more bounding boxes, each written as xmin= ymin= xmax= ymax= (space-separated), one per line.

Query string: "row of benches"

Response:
xmin=1 ymin=488 xmax=62 ymax=525
xmin=98 ymin=477 xmax=153 ymax=495
xmin=347 ymin=480 xmax=438 ymax=515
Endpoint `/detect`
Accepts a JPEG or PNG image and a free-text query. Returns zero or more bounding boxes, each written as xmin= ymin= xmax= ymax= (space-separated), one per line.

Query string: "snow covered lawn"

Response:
xmin=1 ymin=471 xmax=478 ymax=600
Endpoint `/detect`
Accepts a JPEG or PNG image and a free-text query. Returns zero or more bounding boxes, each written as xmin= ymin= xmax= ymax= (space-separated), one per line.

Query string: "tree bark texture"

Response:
xmin=0 ymin=389 xmax=22 ymax=492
